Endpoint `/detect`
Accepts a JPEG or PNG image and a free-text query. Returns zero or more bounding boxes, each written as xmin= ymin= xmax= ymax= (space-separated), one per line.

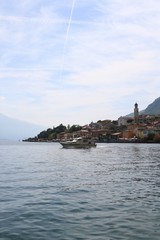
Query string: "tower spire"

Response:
xmin=134 ymin=102 xmax=139 ymax=124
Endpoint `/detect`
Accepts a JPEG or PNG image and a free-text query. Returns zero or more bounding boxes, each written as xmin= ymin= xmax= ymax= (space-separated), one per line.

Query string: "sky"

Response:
xmin=0 ymin=0 xmax=160 ymax=128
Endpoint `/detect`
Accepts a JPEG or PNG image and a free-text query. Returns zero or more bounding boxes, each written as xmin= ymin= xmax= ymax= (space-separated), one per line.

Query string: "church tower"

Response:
xmin=134 ymin=102 xmax=139 ymax=124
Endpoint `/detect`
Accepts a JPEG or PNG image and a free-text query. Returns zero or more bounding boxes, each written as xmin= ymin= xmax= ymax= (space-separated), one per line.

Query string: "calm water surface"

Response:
xmin=0 ymin=141 xmax=160 ymax=240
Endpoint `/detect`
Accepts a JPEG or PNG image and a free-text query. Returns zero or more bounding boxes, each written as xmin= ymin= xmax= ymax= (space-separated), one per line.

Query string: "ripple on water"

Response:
xmin=0 ymin=142 xmax=160 ymax=239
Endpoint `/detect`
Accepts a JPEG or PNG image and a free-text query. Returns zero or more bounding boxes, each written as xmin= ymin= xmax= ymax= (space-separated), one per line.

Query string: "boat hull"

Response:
xmin=60 ymin=142 xmax=96 ymax=149
xmin=60 ymin=137 xmax=97 ymax=149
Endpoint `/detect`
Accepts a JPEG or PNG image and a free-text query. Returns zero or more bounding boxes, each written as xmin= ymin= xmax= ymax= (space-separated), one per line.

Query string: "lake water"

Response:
xmin=0 ymin=141 xmax=160 ymax=240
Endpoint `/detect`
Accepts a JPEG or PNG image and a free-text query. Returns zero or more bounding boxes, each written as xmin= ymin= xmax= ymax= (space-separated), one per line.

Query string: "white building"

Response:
xmin=118 ymin=116 xmax=132 ymax=126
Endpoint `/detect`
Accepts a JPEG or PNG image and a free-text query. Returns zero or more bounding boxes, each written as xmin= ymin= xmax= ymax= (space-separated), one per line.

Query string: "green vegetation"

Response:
xmin=23 ymin=124 xmax=82 ymax=142
xmin=23 ymin=96 xmax=160 ymax=143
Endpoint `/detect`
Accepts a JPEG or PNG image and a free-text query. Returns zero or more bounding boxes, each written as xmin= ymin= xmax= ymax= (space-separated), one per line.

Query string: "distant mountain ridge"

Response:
xmin=142 ymin=97 xmax=160 ymax=115
xmin=0 ymin=113 xmax=45 ymax=140
xmin=1 ymin=97 xmax=160 ymax=140
xmin=126 ymin=97 xmax=160 ymax=117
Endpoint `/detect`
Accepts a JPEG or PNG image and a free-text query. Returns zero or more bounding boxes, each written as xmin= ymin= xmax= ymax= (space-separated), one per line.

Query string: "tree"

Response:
xmin=147 ymin=132 xmax=155 ymax=141
xmin=68 ymin=125 xmax=82 ymax=133
xmin=37 ymin=130 xmax=48 ymax=139
xmin=54 ymin=124 xmax=66 ymax=134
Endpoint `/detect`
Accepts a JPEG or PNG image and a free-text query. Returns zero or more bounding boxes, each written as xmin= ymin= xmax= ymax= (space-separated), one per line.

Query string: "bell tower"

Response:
xmin=134 ymin=102 xmax=139 ymax=124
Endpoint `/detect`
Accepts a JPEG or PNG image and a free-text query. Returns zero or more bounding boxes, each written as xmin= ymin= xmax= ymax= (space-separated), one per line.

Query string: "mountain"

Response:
xmin=0 ymin=113 xmax=45 ymax=140
xmin=142 ymin=97 xmax=160 ymax=115
xmin=126 ymin=97 xmax=160 ymax=117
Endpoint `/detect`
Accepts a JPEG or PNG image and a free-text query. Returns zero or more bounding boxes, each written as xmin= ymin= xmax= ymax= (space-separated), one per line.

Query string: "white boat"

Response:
xmin=60 ymin=137 xmax=97 ymax=149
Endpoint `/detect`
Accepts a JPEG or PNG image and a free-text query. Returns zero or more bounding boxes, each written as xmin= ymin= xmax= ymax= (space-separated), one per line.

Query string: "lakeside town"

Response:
xmin=24 ymin=102 xmax=160 ymax=143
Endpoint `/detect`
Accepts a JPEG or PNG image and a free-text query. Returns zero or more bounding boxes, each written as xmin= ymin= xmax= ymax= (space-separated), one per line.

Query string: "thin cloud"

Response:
xmin=0 ymin=96 xmax=5 ymax=101
xmin=0 ymin=0 xmax=160 ymax=126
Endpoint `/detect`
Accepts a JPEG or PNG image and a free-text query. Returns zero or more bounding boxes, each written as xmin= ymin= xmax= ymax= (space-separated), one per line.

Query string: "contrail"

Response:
xmin=59 ymin=0 xmax=76 ymax=80
xmin=65 ymin=0 xmax=76 ymax=43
